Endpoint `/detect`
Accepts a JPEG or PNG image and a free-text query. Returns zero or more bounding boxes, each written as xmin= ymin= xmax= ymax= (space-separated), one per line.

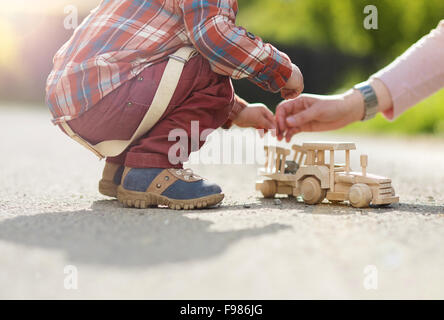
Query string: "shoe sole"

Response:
xmin=99 ymin=179 xmax=118 ymax=198
xmin=117 ymin=185 xmax=224 ymax=210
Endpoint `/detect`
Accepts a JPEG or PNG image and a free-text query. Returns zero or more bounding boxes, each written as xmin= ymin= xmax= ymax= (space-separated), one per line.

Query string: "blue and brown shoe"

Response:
xmin=116 ymin=167 xmax=224 ymax=210
xmin=98 ymin=162 xmax=125 ymax=198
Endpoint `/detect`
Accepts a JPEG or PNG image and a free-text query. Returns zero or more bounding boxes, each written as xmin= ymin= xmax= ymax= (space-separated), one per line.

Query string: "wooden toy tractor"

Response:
xmin=256 ymin=142 xmax=399 ymax=208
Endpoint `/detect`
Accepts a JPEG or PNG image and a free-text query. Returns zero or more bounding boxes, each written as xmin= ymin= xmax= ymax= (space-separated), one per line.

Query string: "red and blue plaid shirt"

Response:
xmin=46 ymin=0 xmax=292 ymax=124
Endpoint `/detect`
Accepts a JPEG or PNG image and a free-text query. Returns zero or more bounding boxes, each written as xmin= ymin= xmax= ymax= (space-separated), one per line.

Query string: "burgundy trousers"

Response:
xmin=67 ymin=55 xmax=234 ymax=168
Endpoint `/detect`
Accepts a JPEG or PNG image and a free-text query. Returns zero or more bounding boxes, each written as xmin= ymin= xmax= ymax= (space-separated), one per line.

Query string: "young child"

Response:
xmin=46 ymin=0 xmax=303 ymax=210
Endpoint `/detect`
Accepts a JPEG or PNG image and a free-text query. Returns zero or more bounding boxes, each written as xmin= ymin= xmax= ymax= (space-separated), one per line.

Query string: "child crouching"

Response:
xmin=46 ymin=0 xmax=303 ymax=209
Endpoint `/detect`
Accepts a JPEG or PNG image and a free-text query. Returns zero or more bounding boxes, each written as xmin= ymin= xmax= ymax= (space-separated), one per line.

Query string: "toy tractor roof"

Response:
xmin=302 ymin=142 xmax=356 ymax=151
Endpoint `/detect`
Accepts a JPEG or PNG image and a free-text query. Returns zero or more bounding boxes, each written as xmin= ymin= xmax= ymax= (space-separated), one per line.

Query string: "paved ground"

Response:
xmin=1 ymin=105 xmax=444 ymax=299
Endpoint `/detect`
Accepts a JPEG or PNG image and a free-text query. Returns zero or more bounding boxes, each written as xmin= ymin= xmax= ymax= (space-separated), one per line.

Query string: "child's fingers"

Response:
xmin=263 ymin=108 xmax=277 ymax=129
xmin=289 ymin=91 xmax=301 ymax=99
xmin=281 ymin=88 xmax=302 ymax=100
xmin=281 ymin=89 xmax=290 ymax=100
xmin=282 ymin=90 xmax=300 ymax=100
xmin=254 ymin=109 xmax=276 ymax=138
xmin=256 ymin=107 xmax=276 ymax=131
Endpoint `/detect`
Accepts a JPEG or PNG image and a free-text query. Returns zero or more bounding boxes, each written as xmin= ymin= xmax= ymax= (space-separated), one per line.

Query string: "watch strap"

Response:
xmin=354 ymin=82 xmax=379 ymax=121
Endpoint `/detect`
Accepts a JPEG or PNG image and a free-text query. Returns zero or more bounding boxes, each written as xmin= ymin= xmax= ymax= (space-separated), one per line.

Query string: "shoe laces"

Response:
xmin=175 ymin=168 xmax=200 ymax=180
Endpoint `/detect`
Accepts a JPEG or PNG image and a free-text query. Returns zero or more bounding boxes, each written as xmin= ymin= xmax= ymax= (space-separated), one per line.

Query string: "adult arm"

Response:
xmin=276 ymin=20 xmax=444 ymax=141
xmin=372 ymin=20 xmax=444 ymax=119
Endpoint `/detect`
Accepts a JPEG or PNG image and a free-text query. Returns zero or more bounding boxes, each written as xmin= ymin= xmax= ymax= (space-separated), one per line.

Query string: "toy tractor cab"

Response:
xmin=256 ymin=142 xmax=399 ymax=208
xmin=256 ymin=145 xmax=307 ymax=198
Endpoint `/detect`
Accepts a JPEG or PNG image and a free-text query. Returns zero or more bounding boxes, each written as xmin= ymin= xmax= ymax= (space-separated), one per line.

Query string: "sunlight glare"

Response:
xmin=0 ymin=0 xmax=94 ymax=15
xmin=0 ymin=19 xmax=19 ymax=71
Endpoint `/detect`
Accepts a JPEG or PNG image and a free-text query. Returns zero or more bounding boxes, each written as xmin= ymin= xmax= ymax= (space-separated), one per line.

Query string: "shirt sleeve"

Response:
xmin=179 ymin=0 xmax=293 ymax=92
xmin=221 ymin=95 xmax=249 ymax=129
xmin=370 ymin=20 xmax=444 ymax=120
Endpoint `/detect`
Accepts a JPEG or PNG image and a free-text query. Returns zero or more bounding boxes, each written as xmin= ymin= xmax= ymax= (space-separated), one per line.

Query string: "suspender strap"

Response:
xmin=60 ymin=46 xmax=198 ymax=160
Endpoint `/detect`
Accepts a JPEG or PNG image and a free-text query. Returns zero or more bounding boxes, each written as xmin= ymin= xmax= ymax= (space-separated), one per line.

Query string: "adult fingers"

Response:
xmin=285 ymin=120 xmax=350 ymax=137
xmin=276 ymin=97 xmax=308 ymax=135
xmin=283 ymin=121 xmax=320 ymax=142
xmin=299 ymin=119 xmax=352 ymax=132
xmin=275 ymin=101 xmax=288 ymax=139
xmin=285 ymin=104 xmax=322 ymax=129
xmin=258 ymin=129 xmax=265 ymax=138
xmin=285 ymin=127 xmax=301 ymax=142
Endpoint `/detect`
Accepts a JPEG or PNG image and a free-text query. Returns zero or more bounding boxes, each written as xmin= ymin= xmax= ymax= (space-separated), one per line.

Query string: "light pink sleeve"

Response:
xmin=370 ymin=20 xmax=444 ymax=120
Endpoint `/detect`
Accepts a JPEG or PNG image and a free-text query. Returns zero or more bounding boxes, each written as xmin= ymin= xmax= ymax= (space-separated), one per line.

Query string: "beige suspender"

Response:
xmin=60 ymin=47 xmax=198 ymax=160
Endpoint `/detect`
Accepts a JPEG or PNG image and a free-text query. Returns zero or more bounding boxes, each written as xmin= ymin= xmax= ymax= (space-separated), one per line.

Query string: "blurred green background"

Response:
xmin=0 ymin=0 xmax=443 ymax=135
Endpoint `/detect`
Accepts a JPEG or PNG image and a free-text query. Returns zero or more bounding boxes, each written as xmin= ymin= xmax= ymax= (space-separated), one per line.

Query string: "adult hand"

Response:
xmin=281 ymin=64 xmax=304 ymax=100
xmin=276 ymin=90 xmax=365 ymax=142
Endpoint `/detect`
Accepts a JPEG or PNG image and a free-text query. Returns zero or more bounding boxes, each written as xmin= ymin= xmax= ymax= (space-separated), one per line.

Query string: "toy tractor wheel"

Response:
xmin=301 ymin=177 xmax=326 ymax=205
xmin=348 ymin=184 xmax=372 ymax=208
xmin=260 ymin=180 xmax=277 ymax=198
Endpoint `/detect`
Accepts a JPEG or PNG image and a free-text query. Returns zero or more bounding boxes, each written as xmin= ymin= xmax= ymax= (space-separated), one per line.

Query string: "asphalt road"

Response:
xmin=1 ymin=105 xmax=444 ymax=299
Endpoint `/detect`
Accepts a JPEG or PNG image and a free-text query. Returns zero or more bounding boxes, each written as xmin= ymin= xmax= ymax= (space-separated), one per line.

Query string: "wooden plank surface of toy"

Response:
xmin=264 ymin=146 xmax=291 ymax=175
xmin=291 ymin=144 xmax=307 ymax=167
xmin=257 ymin=145 xmax=305 ymax=198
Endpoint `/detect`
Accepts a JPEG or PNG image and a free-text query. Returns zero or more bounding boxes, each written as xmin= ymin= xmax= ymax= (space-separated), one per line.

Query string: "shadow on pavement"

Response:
xmin=227 ymin=197 xmax=443 ymax=216
xmin=0 ymin=200 xmax=290 ymax=268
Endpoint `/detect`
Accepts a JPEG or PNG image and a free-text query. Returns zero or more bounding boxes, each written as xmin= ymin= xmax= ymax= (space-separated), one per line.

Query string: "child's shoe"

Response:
xmin=98 ymin=162 xmax=125 ymax=198
xmin=117 ymin=167 xmax=224 ymax=210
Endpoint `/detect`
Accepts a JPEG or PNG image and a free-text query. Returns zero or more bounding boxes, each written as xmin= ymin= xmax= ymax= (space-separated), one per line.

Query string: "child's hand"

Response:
xmin=281 ymin=64 xmax=304 ymax=100
xmin=233 ymin=103 xmax=277 ymax=136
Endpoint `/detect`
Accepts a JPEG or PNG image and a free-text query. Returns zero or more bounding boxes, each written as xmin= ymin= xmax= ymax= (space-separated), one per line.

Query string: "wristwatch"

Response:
xmin=354 ymin=82 xmax=379 ymax=121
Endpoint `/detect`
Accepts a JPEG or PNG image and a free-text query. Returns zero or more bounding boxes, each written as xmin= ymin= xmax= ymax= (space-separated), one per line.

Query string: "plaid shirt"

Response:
xmin=46 ymin=0 xmax=292 ymax=124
